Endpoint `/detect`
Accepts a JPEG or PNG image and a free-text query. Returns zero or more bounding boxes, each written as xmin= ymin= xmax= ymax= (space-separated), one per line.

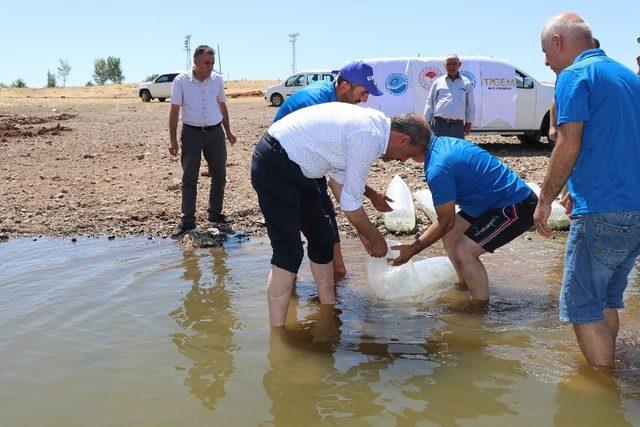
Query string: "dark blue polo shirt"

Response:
xmin=425 ymin=136 xmax=531 ymax=217
xmin=273 ymin=81 xmax=337 ymax=122
xmin=555 ymin=48 xmax=640 ymax=214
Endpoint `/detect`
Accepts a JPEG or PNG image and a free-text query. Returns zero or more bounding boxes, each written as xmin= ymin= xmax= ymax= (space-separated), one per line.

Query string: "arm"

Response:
xmin=391 ymin=201 xmax=456 ymax=265
xmin=328 ymin=178 xmax=387 ymax=257
xmin=464 ymin=81 xmax=475 ymax=134
xmin=423 ymin=83 xmax=436 ymax=123
xmin=548 ymin=98 xmax=558 ymax=141
xmin=533 ymin=121 xmax=583 ymax=237
xmin=363 ymin=184 xmax=393 ymax=212
xmin=218 ymin=101 xmax=236 ymax=144
xmin=168 ymin=104 xmax=180 ymax=156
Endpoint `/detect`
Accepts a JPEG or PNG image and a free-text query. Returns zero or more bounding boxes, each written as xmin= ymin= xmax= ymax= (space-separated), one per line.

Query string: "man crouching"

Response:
xmin=252 ymin=103 xmax=428 ymax=327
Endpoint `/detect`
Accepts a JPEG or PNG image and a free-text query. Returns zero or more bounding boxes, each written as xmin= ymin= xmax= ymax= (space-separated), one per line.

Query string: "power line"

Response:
xmin=289 ymin=32 xmax=300 ymax=74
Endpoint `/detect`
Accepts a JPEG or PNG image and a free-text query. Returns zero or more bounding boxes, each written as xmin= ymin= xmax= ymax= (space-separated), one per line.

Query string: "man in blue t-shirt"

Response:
xmin=537 ymin=13 xmax=640 ymax=368
xmin=273 ymin=61 xmax=390 ymax=282
xmin=392 ymin=135 xmax=536 ymax=302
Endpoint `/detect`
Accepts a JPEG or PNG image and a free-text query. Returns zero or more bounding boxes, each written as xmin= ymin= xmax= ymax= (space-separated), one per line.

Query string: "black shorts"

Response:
xmin=458 ymin=192 xmax=537 ymax=253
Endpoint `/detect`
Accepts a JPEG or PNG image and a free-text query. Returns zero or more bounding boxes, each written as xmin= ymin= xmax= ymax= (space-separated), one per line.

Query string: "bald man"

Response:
xmin=536 ymin=12 xmax=640 ymax=368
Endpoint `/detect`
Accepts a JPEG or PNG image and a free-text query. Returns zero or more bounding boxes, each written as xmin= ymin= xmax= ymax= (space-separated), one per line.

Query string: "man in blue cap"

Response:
xmin=272 ymin=61 xmax=390 ymax=282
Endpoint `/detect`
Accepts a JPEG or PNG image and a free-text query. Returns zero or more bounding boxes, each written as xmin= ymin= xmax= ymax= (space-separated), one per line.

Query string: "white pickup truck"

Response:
xmin=265 ymin=70 xmax=337 ymax=107
xmin=358 ymin=57 xmax=555 ymax=144
xmin=138 ymin=73 xmax=180 ymax=102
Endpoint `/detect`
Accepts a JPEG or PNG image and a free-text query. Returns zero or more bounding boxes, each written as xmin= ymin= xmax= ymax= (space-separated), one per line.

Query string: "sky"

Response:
xmin=2 ymin=0 xmax=639 ymax=87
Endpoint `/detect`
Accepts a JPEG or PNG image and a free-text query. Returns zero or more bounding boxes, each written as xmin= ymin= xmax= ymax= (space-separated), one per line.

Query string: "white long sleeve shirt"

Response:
xmin=267 ymin=102 xmax=390 ymax=212
xmin=423 ymin=74 xmax=475 ymax=124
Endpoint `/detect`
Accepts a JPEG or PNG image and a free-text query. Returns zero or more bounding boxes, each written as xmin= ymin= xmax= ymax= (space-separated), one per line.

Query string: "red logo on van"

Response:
xmin=419 ymin=66 xmax=443 ymax=91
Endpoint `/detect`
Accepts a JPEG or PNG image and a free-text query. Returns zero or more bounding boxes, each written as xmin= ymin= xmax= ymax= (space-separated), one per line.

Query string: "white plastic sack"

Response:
xmin=525 ymin=181 xmax=570 ymax=230
xmin=384 ymin=175 xmax=415 ymax=233
xmin=413 ymin=188 xmax=438 ymax=223
xmin=366 ymin=240 xmax=457 ymax=300
xmin=413 ymin=188 xmax=460 ymax=223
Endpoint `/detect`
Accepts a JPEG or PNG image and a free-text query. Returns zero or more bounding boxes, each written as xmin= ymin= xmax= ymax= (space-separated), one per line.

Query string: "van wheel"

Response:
xmin=140 ymin=90 xmax=152 ymax=103
xmin=270 ymin=93 xmax=284 ymax=107
xmin=158 ymin=98 xmax=166 ymax=102
xmin=517 ymin=131 xmax=541 ymax=144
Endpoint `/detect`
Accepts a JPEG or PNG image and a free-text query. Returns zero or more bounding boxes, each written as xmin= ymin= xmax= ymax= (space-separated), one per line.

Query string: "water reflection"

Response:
xmin=170 ymin=247 xmax=239 ymax=411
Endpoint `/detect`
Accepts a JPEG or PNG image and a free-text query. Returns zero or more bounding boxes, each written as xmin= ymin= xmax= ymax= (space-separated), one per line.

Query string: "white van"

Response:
xmin=265 ymin=70 xmax=337 ymax=107
xmin=360 ymin=57 xmax=554 ymax=144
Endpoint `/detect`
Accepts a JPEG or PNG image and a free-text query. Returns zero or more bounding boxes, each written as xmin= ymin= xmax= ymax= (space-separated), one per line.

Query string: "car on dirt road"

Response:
xmin=265 ymin=70 xmax=337 ymax=107
xmin=138 ymin=73 xmax=180 ymax=102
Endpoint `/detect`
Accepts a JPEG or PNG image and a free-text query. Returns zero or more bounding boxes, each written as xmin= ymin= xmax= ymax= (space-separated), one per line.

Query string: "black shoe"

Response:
xmin=171 ymin=223 xmax=195 ymax=238
xmin=208 ymin=214 xmax=234 ymax=225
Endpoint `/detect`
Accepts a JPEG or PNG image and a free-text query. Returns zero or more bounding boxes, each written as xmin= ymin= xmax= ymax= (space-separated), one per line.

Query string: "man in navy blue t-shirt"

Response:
xmin=273 ymin=61 xmax=390 ymax=282
xmin=392 ymin=135 xmax=536 ymax=302
xmin=537 ymin=12 xmax=640 ymax=367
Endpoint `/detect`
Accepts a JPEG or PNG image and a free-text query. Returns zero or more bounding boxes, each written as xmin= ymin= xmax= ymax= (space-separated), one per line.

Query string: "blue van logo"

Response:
xmin=460 ymin=70 xmax=477 ymax=88
xmin=385 ymin=73 xmax=408 ymax=95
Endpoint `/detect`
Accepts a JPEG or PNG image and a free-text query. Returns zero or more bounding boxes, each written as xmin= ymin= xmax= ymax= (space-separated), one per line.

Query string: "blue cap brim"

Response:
xmin=366 ymin=82 xmax=384 ymax=96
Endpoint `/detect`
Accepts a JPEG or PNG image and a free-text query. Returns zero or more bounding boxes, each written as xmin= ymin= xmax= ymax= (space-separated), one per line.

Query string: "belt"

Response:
xmin=263 ymin=132 xmax=287 ymax=156
xmin=434 ymin=117 xmax=463 ymax=124
xmin=183 ymin=122 xmax=221 ymax=132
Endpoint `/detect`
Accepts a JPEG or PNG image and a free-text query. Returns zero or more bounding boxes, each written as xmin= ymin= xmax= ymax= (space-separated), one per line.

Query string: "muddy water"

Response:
xmin=1 ymin=234 xmax=639 ymax=426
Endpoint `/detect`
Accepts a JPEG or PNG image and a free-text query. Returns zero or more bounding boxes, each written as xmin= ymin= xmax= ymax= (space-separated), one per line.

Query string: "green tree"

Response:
xmin=57 ymin=59 xmax=71 ymax=87
xmin=85 ymin=81 xmax=94 ymax=86
xmin=145 ymin=73 xmax=159 ymax=82
xmin=106 ymin=56 xmax=125 ymax=84
xmin=92 ymin=58 xmax=109 ymax=85
xmin=47 ymin=70 xmax=57 ymax=88
xmin=11 ymin=78 xmax=26 ymax=88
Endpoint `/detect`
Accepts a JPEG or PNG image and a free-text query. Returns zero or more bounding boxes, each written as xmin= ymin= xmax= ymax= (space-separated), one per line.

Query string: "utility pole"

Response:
xmin=289 ymin=32 xmax=300 ymax=74
xmin=184 ymin=34 xmax=192 ymax=70
xmin=217 ymin=44 xmax=222 ymax=74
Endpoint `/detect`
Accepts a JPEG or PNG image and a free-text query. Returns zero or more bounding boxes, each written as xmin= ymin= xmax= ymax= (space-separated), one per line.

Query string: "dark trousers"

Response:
xmin=315 ymin=177 xmax=340 ymax=243
xmin=180 ymin=124 xmax=226 ymax=226
xmin=251 ymin=135 xmax=334 ymax=274
xmin=431 ymin=116 xmax=465 ymax=139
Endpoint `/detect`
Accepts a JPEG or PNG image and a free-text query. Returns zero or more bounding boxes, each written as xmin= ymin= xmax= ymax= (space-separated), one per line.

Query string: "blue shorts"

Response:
xmin=560 ymin=211 xmax=640 ymax=323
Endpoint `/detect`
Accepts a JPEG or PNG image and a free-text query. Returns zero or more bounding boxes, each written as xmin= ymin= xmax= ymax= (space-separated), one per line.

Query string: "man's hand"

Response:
xmin=368 ymin=233 xmax=388 ymax=258
xmin=226 ymin=132 xmax=237 ymax=145
xmin=390 ymin=244 xmax=416 ymax=266
xmin=367 ymin=191 xmax=393 ymax=212
xmin=548 ymin=125 xmax=558 ymax=142
xmin=464 ymin=122 xmax=472 ymax=135
xmin=559 ymin=192 xmax=573 ymax=214
xmin=169 ymin=140 xmax=179 ymax=156
xmin=534 ymin=201 xmax=552 ymax=237
xmin=358 ymin=233 xmax=371 ymax=254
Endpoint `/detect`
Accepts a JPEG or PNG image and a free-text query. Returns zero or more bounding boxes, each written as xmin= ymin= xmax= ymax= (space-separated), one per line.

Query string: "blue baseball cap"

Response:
xmin=333 ymin=61 xmax=383 ymax=96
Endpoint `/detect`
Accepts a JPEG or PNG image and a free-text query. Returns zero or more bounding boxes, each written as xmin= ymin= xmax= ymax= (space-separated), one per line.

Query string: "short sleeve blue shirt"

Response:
xmin=273 ymin=81 xmax=337 ymax=122
xmin=555 ymin=48 xmax=640 ymax=214
xmin=425 ymin=136 xmax=531 ymax=217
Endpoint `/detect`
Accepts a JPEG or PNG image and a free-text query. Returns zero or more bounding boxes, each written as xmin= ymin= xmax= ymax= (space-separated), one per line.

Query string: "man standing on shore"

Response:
xmin=536 ymin=13 xmax=640 ymax=368
xmin=252 ymin=103 xmax=429 ymax=327
xmin=423 ymin=54 xmax=475 ymax=139
xmin=169 ymin=45 xmax=237 ymax=238
xmin=272 ymin=61 xmax=391 ymax=281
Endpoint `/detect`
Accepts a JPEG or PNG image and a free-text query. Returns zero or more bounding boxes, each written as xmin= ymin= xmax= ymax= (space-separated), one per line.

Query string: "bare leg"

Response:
xmin=441 ymin=215 xmax=488 ymax=300
xmin=573 ymin=320 xmax=615 ymax=367
xmin=310 ymin=260 xmax=335 ymax=305
xmin=332 ymin=243 xmax=347 ymax=282
xmin=603 ymin=308 xmax=619 ymax=341
xmin=267 ymin=265 xmax=296 ymax=327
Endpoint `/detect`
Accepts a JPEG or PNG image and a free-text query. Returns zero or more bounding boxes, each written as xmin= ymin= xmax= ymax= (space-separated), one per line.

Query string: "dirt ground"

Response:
xmin=0 ymin=83 xmax=554 ymax=240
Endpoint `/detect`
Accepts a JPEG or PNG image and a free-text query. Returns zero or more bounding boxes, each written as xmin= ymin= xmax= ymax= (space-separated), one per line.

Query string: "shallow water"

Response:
xmin=1 ymin=233 xmax=639 ymax=426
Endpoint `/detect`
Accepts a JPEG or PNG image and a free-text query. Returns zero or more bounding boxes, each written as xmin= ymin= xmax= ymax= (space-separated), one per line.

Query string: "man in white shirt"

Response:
xmin=168 ymin=45 xmax=237 ymax=238
xmin=423 ymin=54 xmax=475 ymax=139
xmin=251 ymin=103 xmax=430 ymax=327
